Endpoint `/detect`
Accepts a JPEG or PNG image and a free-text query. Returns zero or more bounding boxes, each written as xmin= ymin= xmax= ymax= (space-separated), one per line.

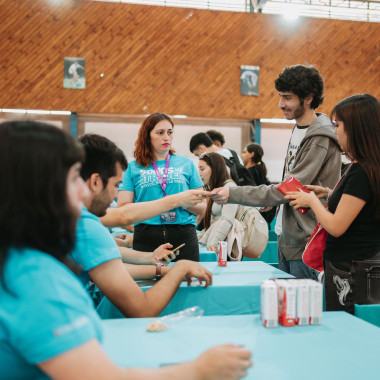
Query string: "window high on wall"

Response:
xmin=88 ymin=0 xmax=380 ymax=23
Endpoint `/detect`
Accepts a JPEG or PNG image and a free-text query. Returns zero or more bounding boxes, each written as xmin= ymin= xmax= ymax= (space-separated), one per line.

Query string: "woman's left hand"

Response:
xmin=284 ymin=191 xmax=319 ymax=209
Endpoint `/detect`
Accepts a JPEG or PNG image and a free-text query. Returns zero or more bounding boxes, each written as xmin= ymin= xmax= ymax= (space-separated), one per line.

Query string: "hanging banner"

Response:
xmin=63 ymin=57 xmax=86 ymax=89
xmin=240 ymin=65 xmax=259 ymax=96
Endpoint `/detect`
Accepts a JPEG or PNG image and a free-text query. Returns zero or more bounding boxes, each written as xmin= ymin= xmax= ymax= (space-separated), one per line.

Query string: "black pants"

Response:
xmin=133 ymin=223 xmax=199 ymax=262
xmin=324 ymin=252 xmax=380 ymax=314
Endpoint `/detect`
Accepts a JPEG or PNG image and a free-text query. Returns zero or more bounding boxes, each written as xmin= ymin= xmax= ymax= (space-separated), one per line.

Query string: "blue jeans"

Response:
xmin=277 ymin=236 xmax=319 ymax=280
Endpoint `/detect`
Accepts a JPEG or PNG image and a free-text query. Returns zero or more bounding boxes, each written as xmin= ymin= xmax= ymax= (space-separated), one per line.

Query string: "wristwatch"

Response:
xmin=155 ymin=262 xmax=164 ymax=280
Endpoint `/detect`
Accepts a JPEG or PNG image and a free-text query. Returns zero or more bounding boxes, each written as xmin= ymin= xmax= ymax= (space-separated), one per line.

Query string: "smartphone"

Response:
xmin=172 ymin=243 xmax=185 ymax=255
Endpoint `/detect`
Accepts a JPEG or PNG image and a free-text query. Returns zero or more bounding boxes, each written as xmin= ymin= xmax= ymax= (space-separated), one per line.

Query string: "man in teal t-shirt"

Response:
xmin=72 ymin=134 xmax=212 ymax=318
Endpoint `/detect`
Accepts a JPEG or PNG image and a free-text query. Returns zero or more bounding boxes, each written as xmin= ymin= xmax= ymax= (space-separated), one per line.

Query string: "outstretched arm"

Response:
xmin=39 ymin=339 xmax=252 ymax=380
xmin=88 ymin=259 xmax=212 ymax=318
xmin=101 ymin=190 xmax=209 ymax=227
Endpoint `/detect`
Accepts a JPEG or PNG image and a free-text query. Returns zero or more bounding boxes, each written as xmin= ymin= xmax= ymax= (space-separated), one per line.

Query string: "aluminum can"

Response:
xmin=275 ymin=279 xmax=296 ymax=327
xmin=305 ymin=279 xmax=323 ymax=325
xmin=261 ymin=280 xmax=278 ymax=328
xmin=217 ymin=241 xmax=227 ymax=266
xmin=289 ymin=279 xmax=310 ymax=326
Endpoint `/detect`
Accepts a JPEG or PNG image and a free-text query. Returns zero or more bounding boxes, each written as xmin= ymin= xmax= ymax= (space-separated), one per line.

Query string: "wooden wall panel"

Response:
xmin=0 ymin=0 xmax=379 ymax=119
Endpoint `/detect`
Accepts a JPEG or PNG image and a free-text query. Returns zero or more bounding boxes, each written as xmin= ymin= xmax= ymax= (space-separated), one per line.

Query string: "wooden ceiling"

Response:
xmin=0 ymin=0 xmax=379 ymax=119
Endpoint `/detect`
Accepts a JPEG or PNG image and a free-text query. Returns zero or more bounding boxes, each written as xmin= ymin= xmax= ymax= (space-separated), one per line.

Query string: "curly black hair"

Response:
xmin=275 ymin=64 xmax=324 ymax=109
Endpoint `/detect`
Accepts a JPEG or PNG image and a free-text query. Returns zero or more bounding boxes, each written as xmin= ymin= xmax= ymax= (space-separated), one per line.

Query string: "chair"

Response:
xmin=354 ymin=304 xmax=380 ymax=328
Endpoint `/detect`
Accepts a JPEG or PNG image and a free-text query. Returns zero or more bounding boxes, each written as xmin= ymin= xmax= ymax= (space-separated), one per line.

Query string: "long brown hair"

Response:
xmin=134 ymin=113 xmax=175 ymax=167
xmin=200 ymin=152 xmax=231 ymax=230
xmin=331 ymin=94 xmax=380 ymax=219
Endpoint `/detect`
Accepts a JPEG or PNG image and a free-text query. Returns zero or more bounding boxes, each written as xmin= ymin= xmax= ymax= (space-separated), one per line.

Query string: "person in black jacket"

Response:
xmin=241 ymin=143 xmax=276 ymax=225
xmin=241 ymin=143 xmax=269 ymax=186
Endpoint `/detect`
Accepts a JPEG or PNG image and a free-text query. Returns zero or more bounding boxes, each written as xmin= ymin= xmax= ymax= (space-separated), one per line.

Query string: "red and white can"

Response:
xmin=289 ymin=279 xmax=310 ymax=326
xmin=217 ymin=241 xmax=227 ymax=266
xmin=305 ymin=279 xmax=323 ymax=325
xmin=261 ymin=280 xmax=278 ymax=328
xmin=275 ymin=279 xmax=296 ymax=327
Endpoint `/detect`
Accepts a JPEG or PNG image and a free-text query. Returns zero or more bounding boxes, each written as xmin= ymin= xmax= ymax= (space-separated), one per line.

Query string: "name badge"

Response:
xmin=160 ymin=210 xmax=177 ymax=223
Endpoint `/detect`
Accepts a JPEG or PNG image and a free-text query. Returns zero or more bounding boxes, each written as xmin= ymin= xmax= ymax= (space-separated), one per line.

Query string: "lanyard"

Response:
xmin=152 ymin=153 xmax=171 ymax=196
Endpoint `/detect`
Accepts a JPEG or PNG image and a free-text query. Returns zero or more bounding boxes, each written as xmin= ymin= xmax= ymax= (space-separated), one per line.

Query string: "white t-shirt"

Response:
xmin=275 ymin=125 xmax=308 ymax=236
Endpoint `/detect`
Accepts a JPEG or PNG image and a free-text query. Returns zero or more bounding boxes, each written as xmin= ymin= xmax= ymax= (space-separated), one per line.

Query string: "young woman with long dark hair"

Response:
xmin=285 ymin=94 xmax=380 ymax=313
xmin=197 ymin=152 xmax=239 ymax=254
xmin=0 ymin=121 xmax=251 ymax=380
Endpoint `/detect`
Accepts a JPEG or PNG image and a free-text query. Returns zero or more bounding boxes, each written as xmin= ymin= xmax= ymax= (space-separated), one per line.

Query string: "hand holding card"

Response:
xmin=277 ymin=177 xmax=310 ymax=214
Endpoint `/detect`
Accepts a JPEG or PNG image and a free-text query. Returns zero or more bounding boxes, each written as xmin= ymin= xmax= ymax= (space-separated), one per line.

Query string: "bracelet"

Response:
xmin=155 ymin=262 xmax=164 ymax=280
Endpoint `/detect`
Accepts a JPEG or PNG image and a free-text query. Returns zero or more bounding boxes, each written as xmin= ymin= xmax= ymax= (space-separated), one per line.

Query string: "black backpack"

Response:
xmin=223 ymin=149 xmax=256 ymax=187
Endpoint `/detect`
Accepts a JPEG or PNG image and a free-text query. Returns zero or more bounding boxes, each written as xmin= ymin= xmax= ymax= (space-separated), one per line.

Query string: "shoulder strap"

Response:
xmin=229 ymin=149 xmax=240 ymax=164
xmin=222 ymin=154 xmax=233 ymax=168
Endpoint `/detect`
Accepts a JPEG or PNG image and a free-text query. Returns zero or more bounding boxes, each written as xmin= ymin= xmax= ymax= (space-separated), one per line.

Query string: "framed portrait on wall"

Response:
xmin=63 ymin=57 xmax=86 ymax=89
xmin=240 ymin=65 xmax=259 ymax=96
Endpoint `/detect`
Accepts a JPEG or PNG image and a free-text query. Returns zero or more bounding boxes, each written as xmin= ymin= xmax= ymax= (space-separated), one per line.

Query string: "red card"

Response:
xmin=277 ymin=177 xmax=310 ymax=214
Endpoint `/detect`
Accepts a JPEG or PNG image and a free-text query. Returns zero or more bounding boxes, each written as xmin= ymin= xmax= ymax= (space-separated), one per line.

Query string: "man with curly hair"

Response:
xmin=211 ymin=64 xmax=341 ymax=279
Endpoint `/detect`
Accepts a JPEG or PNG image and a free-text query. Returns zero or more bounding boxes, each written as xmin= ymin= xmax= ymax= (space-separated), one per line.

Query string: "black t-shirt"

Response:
xmin=247 ymin=165 xmax=267 ymax=186
xmin=324 ymin=163 xmax=380 ymax=261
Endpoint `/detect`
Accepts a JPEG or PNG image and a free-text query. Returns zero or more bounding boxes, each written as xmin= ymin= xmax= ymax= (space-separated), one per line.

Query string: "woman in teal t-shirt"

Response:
xmin=0 ymin=121 xmax=251 ymax=380
xmin=118 ymin=113 xmax=205 ymax=262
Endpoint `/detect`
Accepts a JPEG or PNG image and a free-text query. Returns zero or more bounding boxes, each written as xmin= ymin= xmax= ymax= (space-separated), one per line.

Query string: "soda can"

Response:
xmin=305 ymin=279 xmax=323 ymax=325
xmin=261 ymin=280 xmax=278 ymax=328
xmin=289 ymin=279 xmax=310 ymax=326
xmin=217 ymin=241 xmax=227 ymax=266
xmin=275 ymin=279 xmax=296 ymax=327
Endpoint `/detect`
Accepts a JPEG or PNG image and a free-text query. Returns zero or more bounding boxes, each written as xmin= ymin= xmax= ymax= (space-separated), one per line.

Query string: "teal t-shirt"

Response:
xmin=119 ymin=154 xmax=203 ymax=226
xmin=71 ymin=206 xmax=122 ymax=287
xmin=0 ymin=247 xmax=103 ymax=380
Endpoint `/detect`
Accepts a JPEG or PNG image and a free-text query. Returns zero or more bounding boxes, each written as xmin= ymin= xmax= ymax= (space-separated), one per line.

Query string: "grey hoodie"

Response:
xmin=228 ymin=113 xmax=342 ymax=260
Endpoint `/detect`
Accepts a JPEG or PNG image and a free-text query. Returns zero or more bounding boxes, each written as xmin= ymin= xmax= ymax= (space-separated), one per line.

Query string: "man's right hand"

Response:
xmin=173 ymin=260 xmax=212 ymax=288
xmin=210 ymin=187 xmax=229 ymax=204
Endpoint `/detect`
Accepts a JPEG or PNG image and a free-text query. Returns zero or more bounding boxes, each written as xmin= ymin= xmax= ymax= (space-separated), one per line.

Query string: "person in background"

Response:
xmin=206 ymin=129 xmax=225 ymax=148
xmin=285 ymin=94 xmax=380 ymax=313
xmin=210 ymin=64 xmax=342 ymax=280
xmin=117 ymin=113 xmax=205 ymax=262
xmin=241 ymin=143 xmax=269 ymax=186
xmin=241 ymin=143 xmax=276 ymax=225
xmin=197 ymin=153 xmax=239 ymax=254
xmin=0 ymin=120 xmax=252 ymax=380
xmin=190 ymin=132 xmax=244 ymax=165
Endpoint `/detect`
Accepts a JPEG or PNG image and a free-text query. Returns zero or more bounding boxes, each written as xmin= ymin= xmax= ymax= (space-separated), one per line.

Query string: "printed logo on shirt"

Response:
xmin=53 ymin=316 xmax=90 ymax=337
xmin=138 ymin=167 xmax=185 ymax=189
xmin=285 ymin=146 xmax=297 ymax=173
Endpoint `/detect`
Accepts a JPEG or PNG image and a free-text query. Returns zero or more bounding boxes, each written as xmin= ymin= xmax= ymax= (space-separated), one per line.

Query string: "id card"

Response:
xmin=160 ymin=210 xmax=177 ymax=223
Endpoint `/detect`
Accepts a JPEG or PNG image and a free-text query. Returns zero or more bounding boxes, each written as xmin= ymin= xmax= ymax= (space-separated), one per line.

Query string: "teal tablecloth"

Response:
xmin=102 ymin=312 xmax=380 ymax=380
xmin=198 ymin=244 xmax=217 ymax=261
xmin=97 ymin=261 xmax=292 ymax=319
xmin=355 ymin=304 xmax=380 ymax=327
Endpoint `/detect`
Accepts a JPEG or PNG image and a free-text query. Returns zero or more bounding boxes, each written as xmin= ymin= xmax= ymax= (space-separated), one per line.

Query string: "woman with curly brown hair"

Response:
xmin=117 ymin=113 xmax=205 ymax=261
